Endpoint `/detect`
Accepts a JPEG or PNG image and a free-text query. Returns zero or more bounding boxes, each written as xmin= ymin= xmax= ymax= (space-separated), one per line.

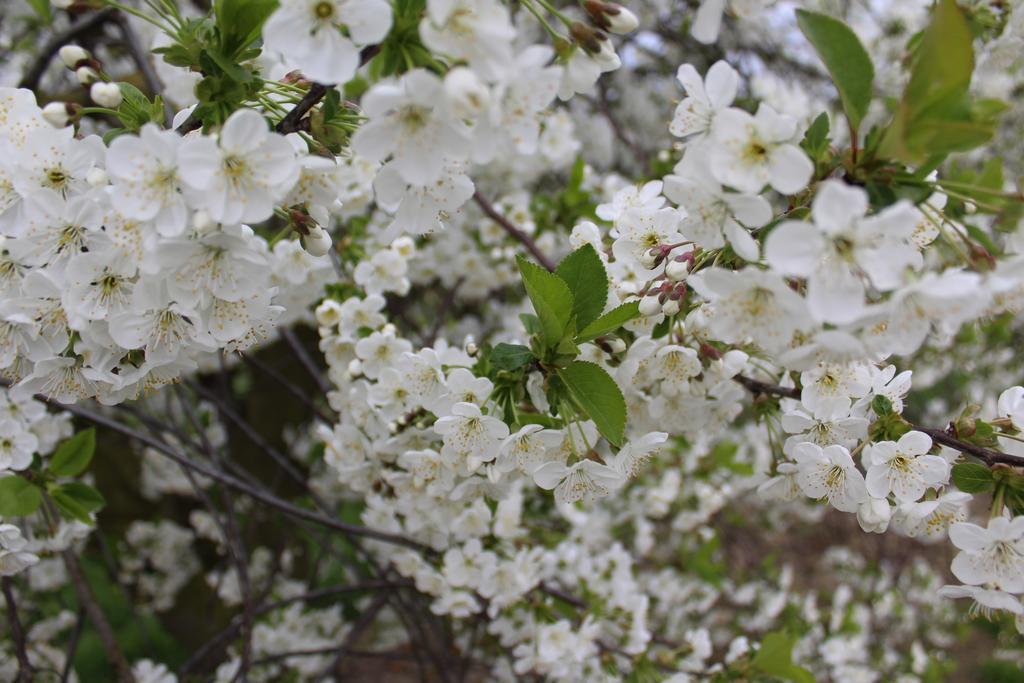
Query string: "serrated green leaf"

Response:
xmin=576 ymin=301 xmax=641 ymax=342
xmin=752 ymin=632 xmax=816 ymax=683
xmin=558 ymin=361 xmax=627 ymax=447
xmin=796 ymin=10 xmax=874 ymax=131
xmin=517 ymin=255 xmax=574 ymax=350
xmin=555 ymin=244 xmax=608 ymax=330
xmin=951 ymin=462 xmax=994 ymax=493
xmin=491 ymin=343 xmax=534 ymax=372
xmin=55 ymin=482 xmax=106 ymax=513
xmin=49 ymin=428 xmax=96 ymax=477
xmin=0 ymin=477 xmax=42 ymax=517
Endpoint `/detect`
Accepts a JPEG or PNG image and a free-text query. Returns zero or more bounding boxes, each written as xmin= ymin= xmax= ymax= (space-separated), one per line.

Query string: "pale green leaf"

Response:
xmin=796 ymin=10 xmax=875 ymax=130
xmin=558 ymin=361 xmax=627 ymax=447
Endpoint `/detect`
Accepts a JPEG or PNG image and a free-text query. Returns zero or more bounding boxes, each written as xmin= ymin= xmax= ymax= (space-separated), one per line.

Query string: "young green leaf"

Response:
xmin=557 ymin=361 xmax=627 ymax=447
xmin=751 ymin=632 xmax=816 ymax=683
xmin=51 ymin=489 xmax=93 ymax=525
xmin=55 ymin=482 xmax=106 ymax=513
xmin=800 ymin=112 xmax=831 ymax=161
xmin=49 ymin=428 xmax=96 ymax=477
xmin=576 ymin=301 xmax=641 ymax=343
xmin=215 ymin=0 xmax=277 ymax=59
xmin=517 ymin=255 xmax=574 ymax=350
xmin=491 ymin=343 xmax=534 ymax=372
xmin=555 ymin=244 xmax=609 ymax=330
xmin=951 ymin=462 xmax=994 ymax=493
xmin=0 ymin=477 xmax=42 ymax=517
xmin=879 ymin=0 xmax=997 ymax=163
xmin=796 ymin=10 xmax=874 ymax=131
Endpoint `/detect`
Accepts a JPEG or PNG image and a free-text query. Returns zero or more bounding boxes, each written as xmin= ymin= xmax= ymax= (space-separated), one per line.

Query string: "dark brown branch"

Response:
xmin=19 ymin=8 xmax=118 ymax=90
xmin=43 ymin=397 xmax=430 ymax=552
xmin=61 ymin=551 xmax=136 ymax=683
xmin=733 ymin=374 xmax=800 ymax=400
xmin=274 ymin=44 xmax=380 ymax=135
xmin=911 ymin=425 xmax=1024 ymax=468
xmin=732 ymin=374 xmax=1024 ymax=468
xmin=276 ymin=83 xmax=327 ymax=134
xmin=2 ymin=577 xmax=33 ymax=682
xmin=473 ymin=190 xmax=556 ymax=271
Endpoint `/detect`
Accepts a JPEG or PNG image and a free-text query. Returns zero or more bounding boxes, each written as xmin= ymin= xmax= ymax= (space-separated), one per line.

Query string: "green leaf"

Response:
xmin=555 ymin=244 xmax=609 ymax=330
xmin=951 ymin=462 xmax=994 ymax=493
xmin=55 ymin=482 xmax=106 ymax=513
xmin=214 ymin=0 xmax=277 ymax=59
xmin=576 ymin=301 xmax=641 ymax=342
xmin=516 ymin=255 xmax=574 ymax=350
xmin=49 ymin=428 xmax=96 ymax=477
xmin=871 ymin=395 xmax=893 ymax=416
xmin=557 ymin=361 xmax=627 ymax=447
xmin=751 ymin=632 xmax=816 ymax=683
xmin=51 ymin=490 xmax=93 ymax=525
xmin=491 ymin=343 xmax=534 ymax=372
xmin=878 ymin=0 xmax=996 ymax=163
xmin=796 ymin=10 xmax=874 ymax=131
xmin=0 ymin=477 xmax=42 ymax=517
xmin=800 ymin=112 xmax=831 ymax=160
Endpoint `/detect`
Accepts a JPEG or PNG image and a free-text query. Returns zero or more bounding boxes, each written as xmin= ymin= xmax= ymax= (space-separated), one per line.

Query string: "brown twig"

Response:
xmin=276 ymin=83 xmax=327 ymax=134
xmin=61 ymin=551 xmax=136 ymax=683
xmin=42 ymin=397 xmax=430 ymax=551
xmin=473 ymin=190 xmax=556 ymax=271
xmin=732 ymin=374 xmax=1024 ymax=468
xmin=2 ymin=577 xmax=33 ymax=682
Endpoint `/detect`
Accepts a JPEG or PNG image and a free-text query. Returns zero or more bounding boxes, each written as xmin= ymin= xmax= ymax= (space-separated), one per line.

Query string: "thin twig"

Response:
xmin=732 ymin=374 xmax=1024 ymax=468
xmin=42 ymin=397 xmax=429 ymax=551
xmin=473 ymin=190 xmax=556 ymax=271
xmin=2 ymin=577 xmax=33 ymax=682
xmin=61 ymin=551 xmax=136 ymax=683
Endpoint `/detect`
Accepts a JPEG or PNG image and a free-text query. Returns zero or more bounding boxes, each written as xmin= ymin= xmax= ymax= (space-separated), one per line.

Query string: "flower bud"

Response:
xmin=857 ymin=498 xmax=891 ymax=534
xmin=76 ymin=66 xmax=99 ymax=85
xmin=444 ymin=67 xmax=490 ymax=118
xmin=661 ymin=298 xmax=681 ymax=316
xmin=466 ymin=342 xmax=479 ymax=356
xmin=302 ymin=226 xmax=332 ymax=257
xmin=665 ymin=257 xmax=689 ymax=281
xmin=41 ymin=102 xmax=72 ymax=127
xmin=639 ymin=248 xmax=659 ymax=269
xmin=59 ymin=45 xmax=90 ymax=69
xmin=90 ymin=82 xmax=123 ymax=108
xmin=86 ymin=167 xmax=108 ymax=188
xmin=604 ymin=4 xmax=639 ymax=33
xmin=193 ymin=210 xmax=215 ymax=234
xmin=638 ymin=294 xmax=661 ymax=317
xmin=607 ymin=338 xmax=626 ymax=353
xmin=584 ymin=1 xmax=639 ymax=34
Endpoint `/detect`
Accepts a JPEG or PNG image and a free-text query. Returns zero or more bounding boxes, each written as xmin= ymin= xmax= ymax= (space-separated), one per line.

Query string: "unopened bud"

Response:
xmin=466 ymin=342 xmax=479 ymax=356
xmin=638 ymin=294 xmax=662 ymax=317
xmin=76 ymin=66 xmax=99 ymax=85
xmin=41 ymin=102 xmax=72 ymax=127
xmin=302 ymin=226 xmax=332 ymax=257
xmin=584 ymin=1 xmax=639 ymax=34
xmin=661 ymin=298 xmax=681 ymax=316
xmin=640 ymin=248 xmax=659 ymax=269
xmin=607 ymin=338 xmax=626 ymax=353
xmin=59 ymin=45 xmax=90 ymax=69
xmin=90 ymin=82 xmax=123 ymax=108
xmin=193 ymin=210 xmax=215 ymax=233
xmin=665 ymin=257 xmax=689 ymax=281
